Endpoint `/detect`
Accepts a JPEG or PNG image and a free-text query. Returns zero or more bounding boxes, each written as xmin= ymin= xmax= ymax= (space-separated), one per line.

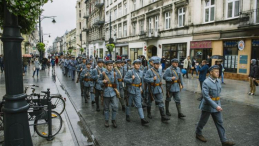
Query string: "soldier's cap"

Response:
xmin=153 ymin=57 xmax=161 ymax=64
xmin=97 ymin=58 xmax=104 ymax=63
xmin=82 ymin=57 xmax=87 ymax=60
xmin=127 ymin=59 xmax=132 ymax=62
xmin=115 ymin=60 xmax=122 ymax=64
xmin=149 ymin=56 xmax=159 ymax=62
xmin=106 ymin=60 xmax=113 ymax=65
xmin=69 ymin=56 xmax=72 ymax=58
xmin=133 ymin=59 xmax=142 ymax=65
xmin=208 ymin=65 xmax=220 ymax=72
xmin=71 ymin=55 xmax=75 ymax=58
xmin=78 ymin=55 xmax=82 ymax=57
xmin=171 ymin=58 xmax=179 ymax=63
xmin=86 ymin=61 xmax=92 ymax=65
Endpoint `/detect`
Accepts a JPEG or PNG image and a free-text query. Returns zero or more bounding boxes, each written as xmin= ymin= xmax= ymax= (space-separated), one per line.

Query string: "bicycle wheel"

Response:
xmin=34 ymin=111 xmax=63 ymax=138
xmin=51 ymin=96 xmax=66 ymax=115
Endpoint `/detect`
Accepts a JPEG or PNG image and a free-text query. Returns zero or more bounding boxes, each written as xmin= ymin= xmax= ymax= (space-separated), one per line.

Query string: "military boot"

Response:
xmin=141 ymin=118 xmax=149 ymax=126
xmin=95 ymin=97 xmax=100 ymax=112
xmin=165 ymin=101 xmax=171 ymax=116
xmin=147 ymin=107 xmax=152 ymax=119
xmin=196 ymin=134 xmax=207 ymax=142
xmin=159 ymin=107 xmax=170 ymax=122
xmin=222 ymin=141 xmax=235 ymax=146
xmin=104 ymin=120 xmax=109 ymax=127
xmin=176 ymin=103 xmax=186 ymax=118
xmin=122 ymin=105 xmax=126 ymax=112
xmin=112 ymin=120 xmax=117 ymax=128
xmin=126 ymin=115 xmax=130 ymax=122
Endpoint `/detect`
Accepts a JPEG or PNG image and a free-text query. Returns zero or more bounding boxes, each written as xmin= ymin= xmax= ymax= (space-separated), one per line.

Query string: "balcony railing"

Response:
xmin=95 ymin=0 xmax=104 ymax=8
xmin=92 ymin=18 xmax=105 ymax=26
xmin=147 ymin=29 xmax=160 ymax=37
xmin=83 ymin=12 xmax=90 ymax=19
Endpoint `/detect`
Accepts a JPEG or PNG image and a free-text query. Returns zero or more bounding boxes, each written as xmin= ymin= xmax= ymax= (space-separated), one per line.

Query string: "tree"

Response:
xmin=36 ymin=42 xmax=45 ymax=53
xmin=80 ymin=48 xmax=84 ymax=54
xmin=106 ymin=43 xmax=115 ymax=60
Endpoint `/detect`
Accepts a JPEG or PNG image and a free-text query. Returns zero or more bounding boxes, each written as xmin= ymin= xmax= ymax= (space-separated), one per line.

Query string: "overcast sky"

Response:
xmin=41 ymin=0 xmax=76 ymax=47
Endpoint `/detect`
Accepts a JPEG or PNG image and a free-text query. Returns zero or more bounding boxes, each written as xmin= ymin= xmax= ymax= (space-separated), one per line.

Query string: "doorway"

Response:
xmin=147 ymin=45 xmax=157 ymax=58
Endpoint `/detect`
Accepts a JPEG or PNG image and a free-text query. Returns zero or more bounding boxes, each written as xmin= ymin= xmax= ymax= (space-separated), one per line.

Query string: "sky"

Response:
xmin=41 ymin=0 xmax=76 ymax=48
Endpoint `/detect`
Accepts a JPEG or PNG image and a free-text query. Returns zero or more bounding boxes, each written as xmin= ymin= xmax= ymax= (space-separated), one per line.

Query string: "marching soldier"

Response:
xmin=144 ymin=57 xmax=170 ymax=122
xmin=64 ymin=56 xmax=70 ymax=76
xmin=124 ymin=59 xmax=149 ymax=126
xmin=80 ymin=61 xmax=97 ymax=104
xmin=77 ymin=57 xmax=87 ymax=95
xmin=163 ymin=58 xmax=186 ymax=118
xmin=69 ymin=56 xmax=78 ymax=81
xmin=98 ymin=60 xmax=119 ymax=128
xmin=93 ymin=58 xmax=106 ymax=112
xmin=196 ymin=65 xmax=235 ymax=146
xmin=114 ymin=60 xmax=126 ymax=111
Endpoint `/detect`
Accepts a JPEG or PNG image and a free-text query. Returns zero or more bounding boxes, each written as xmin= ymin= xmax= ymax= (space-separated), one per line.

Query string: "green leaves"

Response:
xmin=36 ymin=42 xmax=45 ymax=52
xmin=106 ymin=44 xmax=115 ymax=52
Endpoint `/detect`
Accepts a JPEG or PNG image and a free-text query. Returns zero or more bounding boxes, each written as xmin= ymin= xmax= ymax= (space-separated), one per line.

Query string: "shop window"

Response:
xmin=178 ymin=7 xmax=185 ymax=27
xmin=204 ymin=0 xmax=215 ymax=23
xmin=223 ymin=42 xmax=238 ymax=73
xmin=190 ymin=49 xmax=212 ymax=64
xmin=227 ymin=0 xmax=240 ymax=19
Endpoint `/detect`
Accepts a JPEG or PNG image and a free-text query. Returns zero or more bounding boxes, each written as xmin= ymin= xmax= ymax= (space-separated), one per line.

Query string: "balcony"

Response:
xmin=82 ymin=26 xmax=89 ymax=32
xmin=140 ymin=29 xmax=160 ymax=40
xmin=83 ymin=12 xmax=89 ymax=19
xmin=95 ymin=0 xmax=104 ymax=8
xmin=92 ymin=18 xmax=105 ymax=26
xmin=238 ymin=8 xmax=259 ymax=28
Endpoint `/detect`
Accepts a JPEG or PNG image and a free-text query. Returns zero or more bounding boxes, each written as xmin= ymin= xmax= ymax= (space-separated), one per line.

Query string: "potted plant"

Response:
xmin=106 ymin=43 xmax=115 ymax=60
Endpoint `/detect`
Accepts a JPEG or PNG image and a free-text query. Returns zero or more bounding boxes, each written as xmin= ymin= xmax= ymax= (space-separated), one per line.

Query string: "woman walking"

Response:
xmin=32 ymin=58 xmax=40 ymax=78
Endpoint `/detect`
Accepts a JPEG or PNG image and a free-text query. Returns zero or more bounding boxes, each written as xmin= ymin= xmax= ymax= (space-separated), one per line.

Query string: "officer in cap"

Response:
xmin=144 ymin=57 xmax=170 ymax=122
xmin=77 ymin=57 xmax=87 ymax=95
xmin=93 ymin=58 xmax=106 ymax=111
xmin=98 ymin=60 xmax=119 ymax=128
xmin=124 ymin=59 xmax=149 ymax=126
xmin=114 ymin=60 xmax=126 ymax=111
xmin=69 ymin=55 xmax=78 ymax=81
xmin=163 ymin=58 xmax=185 ymax=118
xmin=80 ymin=60 xmax=97 ymax=104
xmin=195 ymin=65 xmax=235 ymax=146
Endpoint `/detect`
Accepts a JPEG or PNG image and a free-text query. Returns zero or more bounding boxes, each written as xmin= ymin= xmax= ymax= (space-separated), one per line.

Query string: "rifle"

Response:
xmin=76 ymin=66 xmax=82 ymax=83
xmin=148 ymin=68 xmax=155 ymax=101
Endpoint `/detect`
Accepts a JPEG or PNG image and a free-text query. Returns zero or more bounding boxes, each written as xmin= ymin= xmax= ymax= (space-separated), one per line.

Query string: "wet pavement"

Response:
xmin=55 ymin=67 xmax=259 ymax=146
xmin=0 ymin=67 xmax=92 ymax=146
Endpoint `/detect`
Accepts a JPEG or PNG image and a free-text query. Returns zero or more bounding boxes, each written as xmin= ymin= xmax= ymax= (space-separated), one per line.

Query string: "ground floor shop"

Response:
xmin=115 ymin=43 xmax=129 ymax=59
xmin=88 ymin=41 xmax=106 ymax=59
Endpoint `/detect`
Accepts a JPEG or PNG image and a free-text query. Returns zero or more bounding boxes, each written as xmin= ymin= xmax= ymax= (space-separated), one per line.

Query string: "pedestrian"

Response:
xmin=93 ymin=58 xmax=106 ymax=112
xmin=22 ymin=57 xmax=28 ymax=74
xmin=80 ymin=60 xmax=97 ymax=104
xmin=114 ymin=60 xmax=126 ymax=112
xmin=124 ymin=59 xmax=149 ymax=125
xmin=51 ymin=57 xmax=55 ymax=69
xmin=77 ymin=57 xmax=87 ymax=96
xmin=195 ymin=65 xmax=235 ymax=146
xmin=98 ymin=60 xmax=119 ymax=128
xmin=32 ymin=58 xmax=40 ymax=78
xmin=163 ymin=58 xmax=186 ymax=119
xmin=55 ymin=56 xmax=59 ymax=65
xmin=221 ymin=61 xmax=225 ymax=84
xmin=69 ymin=56 xmax=78 ymax=81
xmin=161 ymin=56 xmax=166 ymax=71
xmin=191 ymin=57 xmax=198 ymax=78
xmin=217 ymin=60 xmax=223 ymax=82
xmin=248 ymin=59 xmax=258 ymax=96
xmin=28 ymin=57 xmax=31 ymax=66
xmin=144 ymin=57 xmax=170 ymax=122
xmin=183 ymin=56 xmax=191 ymax=78
xmin=64 ymin=56 xmax=70 ymax=76
xmin=196 ymin=60 xmax=209 ymax=101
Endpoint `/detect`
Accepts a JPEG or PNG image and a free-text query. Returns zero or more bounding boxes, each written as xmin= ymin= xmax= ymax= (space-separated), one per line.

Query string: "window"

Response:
xmin=106 ymin=11 xmax=109 ymax=21
xmin=123 ymin=23 xmax=127 ymax=37
xmin=133 ymin=0 xmax=136 ymax=11
xmin=79 ymin=10 xmax=81 ymax=18
xmin=114 ymin=8 xmax=117 ymax=20
xmin=140 ymin=0 xmax=144 ymax=7
xmin=132 ymin=22 xmax=136 ymax=36
xmin=139 ymin=20 xmax=144 ymax=32
xmin=155 ymin=16 xmax=158 ymax=31
xmin=165 ymin=12 xmax=171 ymax=30
xmin=227 ymin=0 xmax=240 ymax=19
xmin=110 ymin=0 xmax=112 ymax=4
xmin=106 ymin=0 xmax=109 ymax=7
xmin=79 ymin=22 xmax=81 ymax=29
xmin=255 ymin=0 xmax=259 ymax=23
xmin=204 ymin=0 xmax=215 ymax=22
xmin=118 ymin=24 xmax=122 ymax=38
xmin=118 ymin=5 xmax=122 ymax=18
xmin=149 ymin=18 xmax=152 ymax=32
xmin=113 ymin=25 xmax=117 ymax=38
xmin=124 ymin=3 xmax=127 ymax=15
xmin=178 ymin=7 xmax=185 ymax=27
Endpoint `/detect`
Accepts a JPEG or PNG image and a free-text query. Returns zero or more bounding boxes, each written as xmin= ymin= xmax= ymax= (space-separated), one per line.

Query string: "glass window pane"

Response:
xmin=210 ymin=7 xmax=215 ymax=21
xmin=205 ymin=1 xmax=210 ymax=6
xmin=234 ymin=1 xmax=240 ymax=17
xmin=211 ymin=0 xmax=215 ymax=5
xmin=205 ymin=8 xmax=209 ymax=22
xmin=179 ymin=15 xmax=182 ymax=26
xmin=183 ymin=14 xmax=185 ymax=26
xmin=227 ymin=2 xmax=233 ymax=18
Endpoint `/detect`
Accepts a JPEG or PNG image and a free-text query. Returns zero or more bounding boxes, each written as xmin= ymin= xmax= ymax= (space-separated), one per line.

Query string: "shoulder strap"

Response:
xmin=115 ymin=67 xmax=122 ymax=78
xmin=151 ymin=68 xmax=161 ymax=82
xmin=171 ymin=68 xmax=179 ymax=78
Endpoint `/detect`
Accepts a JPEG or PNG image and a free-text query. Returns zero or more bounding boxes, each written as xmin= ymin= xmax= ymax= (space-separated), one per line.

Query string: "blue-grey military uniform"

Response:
xmin=69 ymin=56 xmax=78 ymax=80
xmin=98 ymin=60 xmax=119 ymax=125
xmin=124 ymin=60 xmax=146 ymax=120
xmin=64 ymin=58 xmax=70 ymax=76
xmin=77 ymin=59 xmax=87 ymax=95
xmin=80 ymin=63 xmax=97 ymax=103
xmin=196 ymin=65 xmax=228 ymax=143
xmin=93 ymin=59 xmax=106 ymax=111
xmin=114 ymin=60 xmax=125 ymax=110
xmin=163 ymin=58 xmax=185 ymax=118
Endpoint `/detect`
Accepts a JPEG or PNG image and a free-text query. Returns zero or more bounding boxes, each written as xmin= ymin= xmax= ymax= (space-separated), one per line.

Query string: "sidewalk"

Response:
xmin=180 ymin=74 xmax=259 ymax=107
xmin=0 ymin=67 xmax=77 ymax=146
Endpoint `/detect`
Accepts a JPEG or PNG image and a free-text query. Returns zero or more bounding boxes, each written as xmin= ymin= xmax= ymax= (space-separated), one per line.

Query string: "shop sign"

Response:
xmin=252 ymin=40 xmax=259 ymax=47
xmin=238 ymin=40 xmax=245 ymax=51
xmin=190 ymin=41 xmax=212 ymax=49
xmin=239 ymin=55 xmax=248 ymax=64
xmin=223 ymin=41 xmax=237 ymax=47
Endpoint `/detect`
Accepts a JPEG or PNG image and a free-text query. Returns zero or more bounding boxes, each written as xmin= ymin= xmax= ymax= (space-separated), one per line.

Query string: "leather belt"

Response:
xmin=166 ymin=80 xmax=179 ymax=84
xmin=118 ymin=79 xmax=123 ymax=82
xmin=104 ymin=83 xmax=117 ymax=88
xmin=211 ymin=97 xmax=220 ymax=101
xmin=84 ymin=78 xmax=93 ymax=81
xmin=150 ymin=83 xmax=162 ymax=86
xmin=132 ymin=83 xmax=142 ymax=87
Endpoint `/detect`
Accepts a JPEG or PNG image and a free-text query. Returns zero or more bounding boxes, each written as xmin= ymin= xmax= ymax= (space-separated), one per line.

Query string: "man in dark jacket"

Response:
xmin=196 ymin=60 xmax=209 ymax=101
xmin=249 ymin=59 xmax=258 ymax=96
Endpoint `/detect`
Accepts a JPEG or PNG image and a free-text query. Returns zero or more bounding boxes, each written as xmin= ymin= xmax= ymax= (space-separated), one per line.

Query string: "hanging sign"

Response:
xmin=238 ymin=40 xmax=245 ymax=51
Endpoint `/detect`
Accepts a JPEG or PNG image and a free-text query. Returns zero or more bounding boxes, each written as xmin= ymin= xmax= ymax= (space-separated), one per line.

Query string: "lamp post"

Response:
xmin=1 ymin=1 xmax=33 ymax=145
xmin=39 ymin=16 xmax=56 ymax=61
